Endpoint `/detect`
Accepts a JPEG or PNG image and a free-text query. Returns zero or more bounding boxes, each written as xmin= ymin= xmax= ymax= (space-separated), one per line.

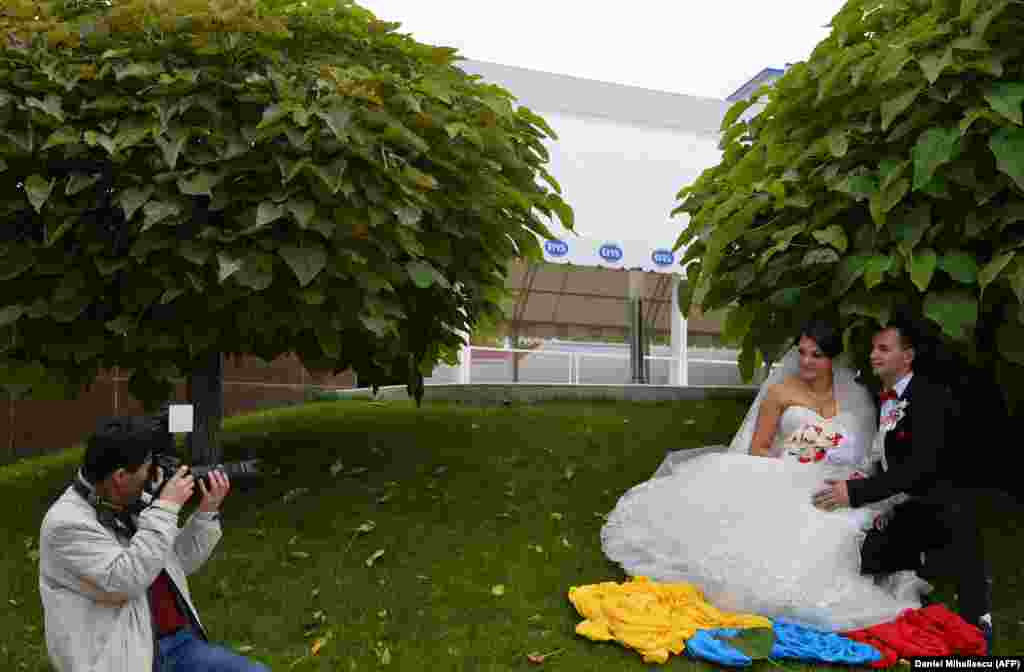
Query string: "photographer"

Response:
xmin=38 ymin=416 xmax=268 ymax=672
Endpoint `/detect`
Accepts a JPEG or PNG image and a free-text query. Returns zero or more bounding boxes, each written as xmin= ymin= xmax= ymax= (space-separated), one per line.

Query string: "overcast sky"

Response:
xmin=357 ymin=1 xmax=850 ymax=100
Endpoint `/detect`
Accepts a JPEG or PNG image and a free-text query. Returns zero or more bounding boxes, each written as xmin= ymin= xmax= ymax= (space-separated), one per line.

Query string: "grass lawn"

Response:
xmin=2 ymin=398 xmax=1021 ymax=670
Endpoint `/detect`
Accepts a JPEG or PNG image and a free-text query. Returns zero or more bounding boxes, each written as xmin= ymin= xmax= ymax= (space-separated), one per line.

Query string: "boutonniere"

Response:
xmin=880 ymin=400 xmax=908 ymax=433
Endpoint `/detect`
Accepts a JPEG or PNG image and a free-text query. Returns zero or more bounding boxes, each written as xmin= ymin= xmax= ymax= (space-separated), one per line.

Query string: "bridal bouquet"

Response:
xmin=783 ymin=421 xmax=844 ymax=463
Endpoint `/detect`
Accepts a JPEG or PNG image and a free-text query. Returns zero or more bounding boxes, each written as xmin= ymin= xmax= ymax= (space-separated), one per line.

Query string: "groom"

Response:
xmin=811 ymin=318 xmax=993 ymax=652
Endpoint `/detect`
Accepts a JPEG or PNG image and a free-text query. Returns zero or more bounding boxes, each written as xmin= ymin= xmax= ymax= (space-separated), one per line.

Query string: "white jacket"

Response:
xmin=39 ymin=477 xmax=222 ymax=672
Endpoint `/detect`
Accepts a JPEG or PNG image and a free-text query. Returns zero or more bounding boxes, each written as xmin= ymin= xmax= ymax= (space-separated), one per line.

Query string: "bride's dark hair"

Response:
xmin=796 ymin=319 xmax=843 ymax=359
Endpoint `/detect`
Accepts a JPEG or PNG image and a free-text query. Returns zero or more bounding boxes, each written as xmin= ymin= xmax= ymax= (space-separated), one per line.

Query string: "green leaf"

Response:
xmin=997 ymin=322 xmax=1024 ymax=365
xmin=984 ymin=82 xmax=1024 ymax=125
xmin=924 ymin=290 xmax=978 ymax=341
xmin=217 ymin=253 xmax=243 ymax=283
xmin=407 ymin=261 xmax=437 ymax=289
xmin=41 ymin=127 xmax=80 ymax=151
xmin=235 ymin=253 xmax=275 ymax=291
xmin=115 ymin=62 xmax=165 ymax=81
xmin=179 ymin=241 xmax=211 ymax=266
xmin=155 ymin=131 xmax=189 ymax=170
xmin=24 ymin=175 xmax=54 ymax=213
xmin=142 ymin=200 xmax=181 ymax=231
xmin=828 ymin=132 xmax=849 ymax=158
xmin=66 ymin=172 xmax=100 ymax=196
xmin=275 ymin=156 xmax=311 ymax=185
xmin=892 ymin=202 xmax=931 ymax=251
xmin=803 ymin=248 xmax=840 ymax=265
xmin=394 ymin=205 xmax=423 ymax=228
xmin=257 ymin=103 xmax=291 ymax=129
xmin=722 ymin=304 xmax=756 ymax=346
xmin=287 ymin=200 xmax=317 ymax=229
xmin=811 ymin=225 xmax=848 ymax=253
xmin=178 ymin=171 xmax=222 ymax=197
xmin=990 ymin=127 xmax=1024 ymax=191
xmin=910 ymin=248 xmax=938 ymax=292
xmin=45 ymin=218 xmax=75 ymax=247
xmin=316 ymin=105 xmax=354 ymax=140
xmin=841 ymin=292 xmax=894 ymax=327
xmin=257 ymin=202 xmax=286 ymax=227
xmin=869 ymin=178 xmax=910 ymax=228
xmin=308 ymin=157 xmax=348 ymax=194
xmin=0 ymin=305 xmax=24 ymax=327
xmin=912 ymin=127 xmax=960 ymax=191
xmin=25 ymin=94 xmax=65 ymax=122
xmin=117 ymin=186 xmax=155 ymax=221
xmin=280 ymin=244 xmax=327 ymax=287
xmin=832 ymin=254 xmax=871 ymax=296
xmin=938 ymin=251 xmax=979 ymax=284
xmin=84 ymin=131 xmax=117 ymax=156
xmin=881 ymin=86 xmax=924 ymax=131
xmin=979 ymin=251 xmax=1016 ymax=297
xmin=918 ymin=46 xmax=954 ymax=84
xmin=721 ymin=98 xmax=756 ymax=131
xmin=864 ymin=255 xmax=894 ymax=289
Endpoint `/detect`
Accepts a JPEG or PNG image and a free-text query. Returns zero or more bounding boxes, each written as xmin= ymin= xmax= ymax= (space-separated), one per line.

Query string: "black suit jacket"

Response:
xmin=848 ymin=373 xmax=955 ymax=508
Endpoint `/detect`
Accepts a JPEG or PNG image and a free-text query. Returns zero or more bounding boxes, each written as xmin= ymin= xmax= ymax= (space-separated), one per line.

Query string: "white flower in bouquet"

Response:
xmin=784 ymin=420 xmax=844 ymax=463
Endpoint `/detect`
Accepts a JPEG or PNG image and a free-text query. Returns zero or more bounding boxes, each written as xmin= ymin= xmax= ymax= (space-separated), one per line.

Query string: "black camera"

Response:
xmin=143 ymin=404 xmax=263 ymax=497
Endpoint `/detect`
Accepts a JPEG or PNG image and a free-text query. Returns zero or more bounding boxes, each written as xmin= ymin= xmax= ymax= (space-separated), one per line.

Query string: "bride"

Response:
xmin=601 ymin=320 xmax=930 ymax=632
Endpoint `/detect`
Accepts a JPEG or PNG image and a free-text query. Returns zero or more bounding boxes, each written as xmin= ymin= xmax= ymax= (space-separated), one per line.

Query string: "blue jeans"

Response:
xmin=157 ymin=628 xmax=270 ymax=672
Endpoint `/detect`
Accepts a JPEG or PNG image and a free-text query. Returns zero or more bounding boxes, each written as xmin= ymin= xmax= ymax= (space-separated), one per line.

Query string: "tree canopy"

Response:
xmin=0 ymin=0 xmax=572 ymax=409
xmin=672 ymin=0 xmax=1024 ymax=410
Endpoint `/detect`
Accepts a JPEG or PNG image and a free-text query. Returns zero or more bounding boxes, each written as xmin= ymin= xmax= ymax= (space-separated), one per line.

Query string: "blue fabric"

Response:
xmin=685 ymin=621 xmax=882 ymax=668
xmin=771 ymin=618 xmax=881 ymax=665
xmin=157 ymin=628 xmax=270 ymax=672
xmin=685 ymin=629 xmax=752 ymax=667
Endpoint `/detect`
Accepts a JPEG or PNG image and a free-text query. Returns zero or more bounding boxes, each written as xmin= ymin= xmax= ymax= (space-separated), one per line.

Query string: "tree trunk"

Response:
xmin=186 ymin=351 xmax=224 ymax=465
xmin=511 ymin=329 xmax=520 ymax=383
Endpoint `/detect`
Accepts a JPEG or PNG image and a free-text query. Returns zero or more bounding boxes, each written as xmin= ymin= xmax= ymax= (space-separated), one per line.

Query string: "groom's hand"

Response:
xmin=812 ymin=479 xmax=850 ymax=511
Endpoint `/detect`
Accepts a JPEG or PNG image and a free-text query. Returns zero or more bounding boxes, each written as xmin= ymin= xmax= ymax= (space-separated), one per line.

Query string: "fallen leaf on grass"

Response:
xmin=527 ymin=648 xmax=564 ymax=664
xmin=491 ymin=584 xmax=506 ymax=596
xmin=365 ymin=549 xmax=385 ymax=567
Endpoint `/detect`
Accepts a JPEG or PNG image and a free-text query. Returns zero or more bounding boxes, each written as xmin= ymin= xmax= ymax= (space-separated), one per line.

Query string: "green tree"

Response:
xmin=0 ymin=0 xmax=572 ymax=458
xmin=672 ymin=0 xmax=1024 ymax=411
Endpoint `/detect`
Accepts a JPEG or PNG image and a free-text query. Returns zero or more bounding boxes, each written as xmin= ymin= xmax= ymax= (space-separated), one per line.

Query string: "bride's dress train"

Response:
xmin=601 ymin=405 xmax=931 ymax=632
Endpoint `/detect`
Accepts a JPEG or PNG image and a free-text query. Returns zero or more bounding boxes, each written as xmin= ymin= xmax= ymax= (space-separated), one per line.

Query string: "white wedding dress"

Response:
xmin=601 ymin=351 xmax=929 ymax=632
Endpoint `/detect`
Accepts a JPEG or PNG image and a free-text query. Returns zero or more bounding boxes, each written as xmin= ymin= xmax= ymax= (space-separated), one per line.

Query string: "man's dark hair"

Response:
xmin=83 ymin=416 xmax=161 ymax=483
xmin=882 ymin=315 xmax=919 ymax=352
xmin=797 ymin=319 xmax=843 ymax=359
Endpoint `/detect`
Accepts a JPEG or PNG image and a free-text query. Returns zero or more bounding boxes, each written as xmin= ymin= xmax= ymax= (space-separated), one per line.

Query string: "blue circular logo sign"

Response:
xmin=599 ymin=243 xmax=624 ymax=262
xmin=544 ymin=239 xmax=569 ymax=257
xmin=652 ymin=249 xmax=675 ymax=267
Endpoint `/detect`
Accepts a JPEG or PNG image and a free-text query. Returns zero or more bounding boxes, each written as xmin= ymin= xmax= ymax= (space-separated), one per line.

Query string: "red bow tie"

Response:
xmin=880 ymin=389 xmax=899 ymax=402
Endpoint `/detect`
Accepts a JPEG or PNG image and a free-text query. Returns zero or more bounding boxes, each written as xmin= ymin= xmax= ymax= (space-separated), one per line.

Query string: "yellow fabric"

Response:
xmin=568 ymin=576 xmax=772 ymax=664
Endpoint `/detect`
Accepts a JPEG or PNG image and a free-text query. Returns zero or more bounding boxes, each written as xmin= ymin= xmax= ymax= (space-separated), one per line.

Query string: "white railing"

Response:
xmin=426 ymin=346 xmax=758 ymax=387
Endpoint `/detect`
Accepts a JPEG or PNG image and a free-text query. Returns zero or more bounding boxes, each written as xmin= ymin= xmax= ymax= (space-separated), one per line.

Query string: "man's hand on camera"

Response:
xmin=158 ymin=466 xmax=195 ymax=507
xmin=198 ymin=470 xmax=230 ymax=513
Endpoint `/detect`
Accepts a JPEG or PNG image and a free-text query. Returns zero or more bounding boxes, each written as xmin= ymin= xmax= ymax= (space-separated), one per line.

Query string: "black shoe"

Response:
xmin=978 ymin=618 xmax=993 ymax=655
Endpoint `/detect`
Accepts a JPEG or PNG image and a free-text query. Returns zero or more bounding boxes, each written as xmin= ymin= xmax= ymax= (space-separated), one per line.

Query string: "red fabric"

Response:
xmin=841 ymin=605 xmax=986 ymax=668
xmin=149 ymin=571 xmax=189 ymax=636
xmin=879 ymin=389 xmax=899 ymax=402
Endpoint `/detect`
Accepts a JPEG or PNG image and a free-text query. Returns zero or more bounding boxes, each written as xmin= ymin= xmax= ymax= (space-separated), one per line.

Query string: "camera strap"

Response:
xmin=71 ymin=470 xmax=140 ymax=539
